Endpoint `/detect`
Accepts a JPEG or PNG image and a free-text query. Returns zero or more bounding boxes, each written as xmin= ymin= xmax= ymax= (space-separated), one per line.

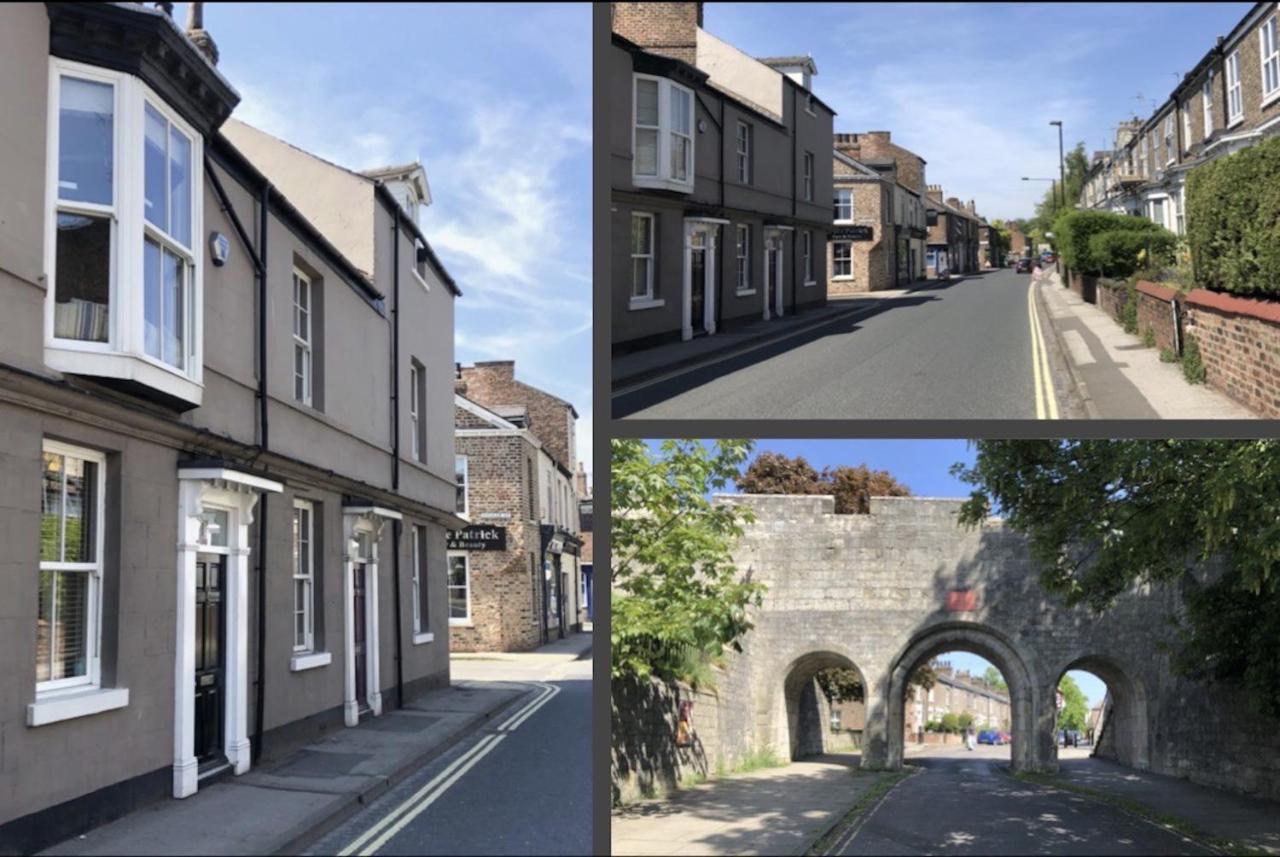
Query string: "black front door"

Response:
xmin=353 ymin=561 xmax=369 ymax=713
xmin=690 ymin=231 xmax=707 ymax=334
xmin=194 ymin=554 xmax=226 ymax=767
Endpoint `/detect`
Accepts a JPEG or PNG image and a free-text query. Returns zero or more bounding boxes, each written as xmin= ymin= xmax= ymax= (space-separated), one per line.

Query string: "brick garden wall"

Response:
xmin=1097 ymin=279 xmax=1128 ymax=324
xmin=1134 ymin=281 xmax=1182 ymax=356
xmin=1184 ymin=290 xmax=1280 ymax=418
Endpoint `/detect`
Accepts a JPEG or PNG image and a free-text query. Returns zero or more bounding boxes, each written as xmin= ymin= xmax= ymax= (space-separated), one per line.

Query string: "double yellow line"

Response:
xmin=1027 ymin=281 xmax=1059 ymax=420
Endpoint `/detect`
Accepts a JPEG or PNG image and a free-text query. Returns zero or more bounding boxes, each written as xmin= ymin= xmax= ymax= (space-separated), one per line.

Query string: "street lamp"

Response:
xmin=1022 ymin=175 xmax=1058 ymax=207
xmin=1049 ymin=120 xmax=1065 ymax=208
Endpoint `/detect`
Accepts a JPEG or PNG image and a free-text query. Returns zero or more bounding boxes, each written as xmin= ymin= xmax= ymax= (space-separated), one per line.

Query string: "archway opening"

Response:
xmin=906 ymin=652 xmax=1013 ymax=760
xmin=782 ymin=651 xmax=867 ymax=763
xmin=884 ymin=624 xmax=1039 ymax=772
xmin=1055 ymin=656 xmax=1149 ymax=770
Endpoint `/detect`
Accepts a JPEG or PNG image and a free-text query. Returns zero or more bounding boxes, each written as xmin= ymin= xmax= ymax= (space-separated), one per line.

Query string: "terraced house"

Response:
xmin=0 ymin=4 xmax=463 ymax=851
xmin=1080 ymin=1 xmax=1280 ymax=231
xmin=609 ymin=2 xmax=835 ymax=353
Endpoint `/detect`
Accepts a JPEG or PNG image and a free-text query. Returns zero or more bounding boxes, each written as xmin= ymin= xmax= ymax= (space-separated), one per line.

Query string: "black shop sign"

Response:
xmin=447 ymin=525 xmax=507 ymax=551
xmin=832 ymin=225 xmax=873 ymax=241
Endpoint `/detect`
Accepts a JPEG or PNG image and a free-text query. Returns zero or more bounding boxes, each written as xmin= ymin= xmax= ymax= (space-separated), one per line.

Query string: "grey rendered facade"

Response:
xmin=0 ymin=4 xmax=462 ymax=851
xmin=609 ymin=10 xmax=835 ymax=354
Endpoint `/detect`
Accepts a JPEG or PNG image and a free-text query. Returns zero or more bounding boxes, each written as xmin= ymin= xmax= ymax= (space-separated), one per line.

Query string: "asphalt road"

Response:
xmin=306 ymin=655 xmax=591 ymax=856
xmin=614 ymin=270 xmax=1049 ymax=419
xmin=836 ymin=747 xmax=1213 ymax=856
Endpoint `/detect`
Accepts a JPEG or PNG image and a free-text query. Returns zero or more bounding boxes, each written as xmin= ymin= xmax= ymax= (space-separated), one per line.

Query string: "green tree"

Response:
xmin=982 ymin=666 xmax=1008 ymax=693
xmin=941 ymin=713 xmax=961 ymax=734
xmin=1030 ymin=143 xmax=1090 ymax=245
xmin=611 ymin=439 xmax=766 ymax=685
xmin=815 ymin=661 xmax=937 ymax=704
xmin=953 ymin=439 xmax=1280 ymax=718
xmin=737 ymin=452 xmax=911 ymax=515
xmin=1057 ymin=674 xmax=1088 ymax=732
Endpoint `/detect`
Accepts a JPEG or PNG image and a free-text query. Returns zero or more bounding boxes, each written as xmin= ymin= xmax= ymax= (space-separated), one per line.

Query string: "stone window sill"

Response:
xmin=413 ymin=632 xmax=436 ymax=646
xmin=290 ymin=651 xmax=333 ymax=672
xmin=735 ymin=289 xmax=757 ymax=297
xmin=449 ymin=619 xmax=474 ymax=628
xmin=628 ymin=297 xmax=665 ymax=311
xmin=803 ymin=280 xmax=817 ymax=288
xmin=28 ymin=687 xmax=129 ymax=727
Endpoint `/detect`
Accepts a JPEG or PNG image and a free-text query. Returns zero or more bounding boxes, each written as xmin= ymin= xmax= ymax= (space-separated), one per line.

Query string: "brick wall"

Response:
xmin=829 ymin=180 xmax=892 ymax=295
xmin=1134 ymin=281 xmax=1182 ymax=356
xmin=1097 ymin=279 xmax=1129 ymax=325
xmin=610 ymin=2 xmax=701 ymax=64
xmin=1184 ymin=289 xmax=1280 ymax=418
xmin=450 ymin=432 xmax=544 ymax=652
xmin=456 ymin=362 xmax=576 ymax=471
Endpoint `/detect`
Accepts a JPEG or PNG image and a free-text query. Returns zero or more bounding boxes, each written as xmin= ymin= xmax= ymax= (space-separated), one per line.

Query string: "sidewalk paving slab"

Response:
xmin=612 ymin=753 xmax=884 ymax=857
xmin=1055 ymin=757 xmax=1280 ymax=854
xmin=1036 ymin=275 xmax=1256 ymax=419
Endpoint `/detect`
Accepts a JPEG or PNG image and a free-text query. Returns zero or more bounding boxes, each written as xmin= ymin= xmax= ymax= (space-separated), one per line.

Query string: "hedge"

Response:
xmin=1052 ymin=209 xmax=1176 ymax=277
xmin=1186 ymin=134 xmax=1280 ymax=296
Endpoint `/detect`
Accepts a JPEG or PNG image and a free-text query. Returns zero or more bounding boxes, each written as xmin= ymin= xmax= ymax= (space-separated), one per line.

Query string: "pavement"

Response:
xmin=612 ymin=270 xmax=1061 ymax=420
xmin=1035 ymin=271 xmax=1256 ymax=419
xmin=611 ymin=753 xmax=891 ymax=857
xmin=835 ymin=746 xmax=1215 ymax=856
xmin=41 ymin=633 xmax=592 ymax=856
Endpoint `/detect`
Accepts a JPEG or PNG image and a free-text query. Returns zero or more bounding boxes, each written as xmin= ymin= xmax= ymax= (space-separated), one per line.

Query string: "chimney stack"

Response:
xmin=185 ymin=2 xmax=219 ymax=66
xmin=611 ymin=2 xmax=703 ymax=65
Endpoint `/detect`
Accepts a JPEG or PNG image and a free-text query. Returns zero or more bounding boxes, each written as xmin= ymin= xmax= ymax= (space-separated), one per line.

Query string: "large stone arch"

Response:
xmin=1053 ymin=653 xmax=1151 ymax=770
xmin=875 ymin=621 xmax=1050 ymax=772
xmin=776 ymin=650 xmax=867 ymax=762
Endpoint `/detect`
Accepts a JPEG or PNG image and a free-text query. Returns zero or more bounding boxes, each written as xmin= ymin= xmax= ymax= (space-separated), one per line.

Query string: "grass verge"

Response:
xmin=1011 ymin=771 xmax=1267 ymax=856
xmin=805 ymin=768 xmax=914 ymax=856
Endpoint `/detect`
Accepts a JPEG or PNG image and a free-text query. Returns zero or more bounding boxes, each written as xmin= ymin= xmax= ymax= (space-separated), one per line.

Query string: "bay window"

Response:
xmin=38 ymin=441 xmax=105 ymax=694
xmin=633 ymin=74 xmax=695 ymax=192
xmin=45 ymin=59 xmax=203 ymax=406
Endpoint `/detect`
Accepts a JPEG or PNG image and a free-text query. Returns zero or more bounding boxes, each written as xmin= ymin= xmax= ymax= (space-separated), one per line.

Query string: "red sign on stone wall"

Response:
xmin=946 ymin=589 xmax=978 ymax=612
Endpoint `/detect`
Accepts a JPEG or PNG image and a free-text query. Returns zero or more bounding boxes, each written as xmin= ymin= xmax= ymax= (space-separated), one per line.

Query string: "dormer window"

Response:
xmin=45 ymin=59 xmax=203 ymax=408
xmin=632 ymin=74 xmax=695 ymax=193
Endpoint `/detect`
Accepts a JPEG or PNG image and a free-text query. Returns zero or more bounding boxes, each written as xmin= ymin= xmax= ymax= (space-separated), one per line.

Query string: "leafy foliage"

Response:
xmin=940 ymin=713 xmax=961 ymax=734
xmin=815 ymin=662 xmax=936 ymax=704
xmin=1030 ymin=143 xmax=1090 ymax=245
xmin=954 ymin=440 xmax=1280 ymax=718
xmin=1181 ymin=334 xmax=1205 ymax=384
xmin=737 ymin=452 xmax=911 ymax=515
xmin=611 ymin=439 xmax=765 ymax=684
xmin=1052 ymin=209 xmax=1176 ymax=277
xmin=1186 ymin=134 xmax=1280 ymax=295
xmin=1057 ymin=674 xmax=1089 ymax=732
xmin=982 ymin=666 xmax=1008 ymax=693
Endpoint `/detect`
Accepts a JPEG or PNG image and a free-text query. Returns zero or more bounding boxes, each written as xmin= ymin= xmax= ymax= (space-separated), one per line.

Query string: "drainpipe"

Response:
xmin=252 ymin=181 xmax=271 ymax=764
xmin=716 ymin=94 xmax=725 ymax=334
xmin=390 ymin=204 xmax=405 ymax=708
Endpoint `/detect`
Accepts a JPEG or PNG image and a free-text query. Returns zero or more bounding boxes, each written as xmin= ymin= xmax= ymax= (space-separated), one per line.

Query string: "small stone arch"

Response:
xmin=879 ymin=622 xmax=1046 ymax=772
xmin=1056 ymin=653 xmax=1151 ymax=770
xmin=768 ymin=650 xmax=869 ymax=763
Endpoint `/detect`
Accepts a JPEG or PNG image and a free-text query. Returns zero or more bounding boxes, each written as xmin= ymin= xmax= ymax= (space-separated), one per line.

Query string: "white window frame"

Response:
xmin=455 ymin=454 xmax=469 ymax=518
xmin=1227 ymin=50 xmax=1243 ymax=126
xmin=802 ymin=230 xmax=814 ymax=285
xmin=37 ymin=439 xmax=106 ymax=697
xmin=1203 ymin=72 xmax=1215 ymax=136
xmin=1182 ymin=101 xmax=1192 ymax=148
xmin=447 ymin=550 xmax=471 ymax=625
xmin=832 ymin=240 xmax=853 ymax=280
xmin=1261 ymin=16 xmax=1280 ymax=105
xmin=736 ymin=120 xmax=751 ymax=184
xmin=1164 ymin=114 xmax=1175 ymax=165
xmin=629 ymin=212 xmax=658 ymax=307
xmin=834 ymin=188 xmax=853 ymax=223
xmin=411 ymin=523 xmax=424 ymax=635
xmin=803 ymin=151 xmax=814 ymax=201
xmin=292 ymin=268 xmax=313 ymax=406
xmin=292 ymin=499 xmax=315 ymax=654
xmin=43 ymin=59 xmax=204 ymax=405
xmin=736 ymin=223 xmax=752 ymax=294
xmin=632 ymin=73 xmax=695 ymax=193
xmin=409 ymin=362 xmax=421 ymax=462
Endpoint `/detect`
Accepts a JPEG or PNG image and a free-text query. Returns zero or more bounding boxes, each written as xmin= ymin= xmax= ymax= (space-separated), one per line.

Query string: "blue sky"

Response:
xmin=181 ymin=3 xmax=592 ymax=476
xmin=705 ymin=1 xmax=1252 ymax=221
xmin=647 ymin=439 xmax=1107 ymax=708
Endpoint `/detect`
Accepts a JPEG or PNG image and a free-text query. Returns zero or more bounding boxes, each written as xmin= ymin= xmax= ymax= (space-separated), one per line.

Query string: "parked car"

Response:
xmin=977 ymin=729 xmax=1001 ymax=745
xmin=1016 ymin=258 xmax=1033 ymax=273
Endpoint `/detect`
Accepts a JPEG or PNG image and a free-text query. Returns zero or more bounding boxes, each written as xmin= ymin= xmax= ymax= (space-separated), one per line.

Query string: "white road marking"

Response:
xmin=1063 ymin=330 xmax=1096 ymax=366
xmin=496 ymin=682 xmax=555 ymax=731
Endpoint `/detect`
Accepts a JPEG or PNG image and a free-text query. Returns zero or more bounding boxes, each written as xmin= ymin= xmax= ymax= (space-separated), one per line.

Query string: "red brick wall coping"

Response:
xmin=1136 ymin=280 xmax=1180 ymax=303
xmin=1187 ymin=288 xmax=1280 ymax=325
